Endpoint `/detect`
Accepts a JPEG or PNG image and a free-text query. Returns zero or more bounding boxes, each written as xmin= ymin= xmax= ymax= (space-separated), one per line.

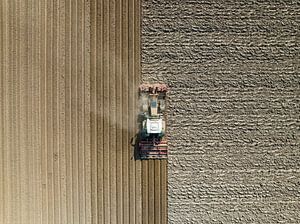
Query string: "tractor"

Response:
xmin=139 ymin=83 xmax=168 ymax=159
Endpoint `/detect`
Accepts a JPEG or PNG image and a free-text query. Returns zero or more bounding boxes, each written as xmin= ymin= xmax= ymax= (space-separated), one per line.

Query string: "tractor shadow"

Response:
xmin=131 ymin=113 xmax=145 ymax=160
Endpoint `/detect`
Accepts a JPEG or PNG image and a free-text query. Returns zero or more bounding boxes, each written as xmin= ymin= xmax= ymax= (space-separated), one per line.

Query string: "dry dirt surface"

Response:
xmin=142 ymin=0 xmax=300 ymax=223
xmin=0 ymin=0 xmax=166 ymax=224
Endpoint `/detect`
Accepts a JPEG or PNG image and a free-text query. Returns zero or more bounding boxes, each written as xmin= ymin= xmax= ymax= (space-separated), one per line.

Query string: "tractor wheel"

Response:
xmin=142 ymin=104 xmax=148 ymax=112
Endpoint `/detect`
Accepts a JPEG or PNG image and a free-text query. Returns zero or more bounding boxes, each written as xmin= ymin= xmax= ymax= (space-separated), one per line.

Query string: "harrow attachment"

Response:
xmin=139 ymin=83 xmax=168 ymax=93
xmin=139 ymin=140 xmax=168 ymax=160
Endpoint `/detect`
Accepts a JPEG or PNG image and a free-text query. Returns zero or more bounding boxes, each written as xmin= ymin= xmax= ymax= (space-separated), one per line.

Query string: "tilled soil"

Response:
xmin=0 ymin=0 xmax=167 ymax=224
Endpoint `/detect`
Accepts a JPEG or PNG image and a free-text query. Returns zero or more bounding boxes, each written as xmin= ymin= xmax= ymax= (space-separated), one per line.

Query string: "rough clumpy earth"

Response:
xmin=142 ymin=0 xmax=300 ymax=223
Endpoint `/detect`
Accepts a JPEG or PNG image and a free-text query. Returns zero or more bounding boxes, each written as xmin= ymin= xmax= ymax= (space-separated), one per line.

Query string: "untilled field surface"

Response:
xmin=0 ymin=0 xmax=166 ymax=224
xmin=142 ymin=0 xmax=300 ymax=223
